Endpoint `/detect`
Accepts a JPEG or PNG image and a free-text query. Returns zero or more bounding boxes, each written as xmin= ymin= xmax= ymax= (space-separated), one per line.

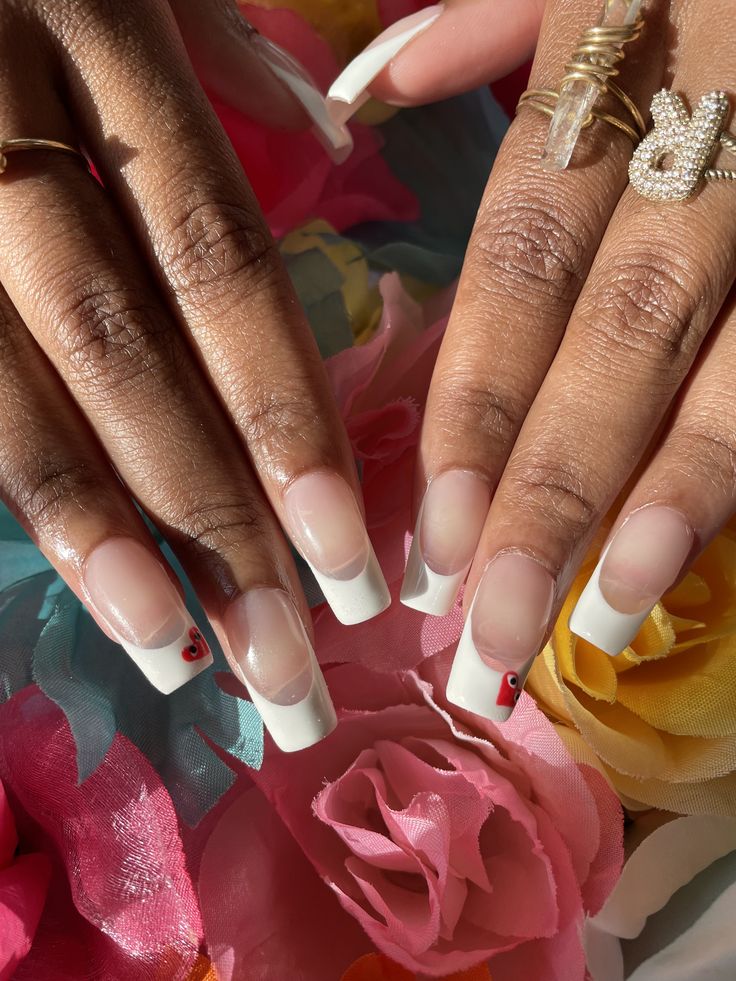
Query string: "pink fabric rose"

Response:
xmin=0 ymin=776 xmax=50 ymax=981
xmin=251 ymin=655 xmax=623 ymax=980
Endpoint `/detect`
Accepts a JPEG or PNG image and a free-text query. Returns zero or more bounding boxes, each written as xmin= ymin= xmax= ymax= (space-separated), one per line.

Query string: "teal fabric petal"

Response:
xmin=0 ymin=505 xmax=263 ymax=825
xmin=283 ymin=247 xmax=354 ymax=358
xmin=354 ymin=89 xmax=508 ymax=284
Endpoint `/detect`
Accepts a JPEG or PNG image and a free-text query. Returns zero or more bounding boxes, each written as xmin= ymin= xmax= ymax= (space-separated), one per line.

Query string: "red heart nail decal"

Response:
xmin=496 ymin=671 xmax=521 ymax=708
xmin=181 ymin=627 xmax=211 ymax=662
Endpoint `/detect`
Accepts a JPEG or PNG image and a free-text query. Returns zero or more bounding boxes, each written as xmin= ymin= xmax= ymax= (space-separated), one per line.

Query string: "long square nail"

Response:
xmin=225 ymin=587 xmax=337 ymax=752
xmin=284 ymin=472 xmax=391 ymax=625
xmin=83 ymin=538 xmax=213 ymax=694
xmin=446 ymin=552 xmax=554 ymax=721
xmin=569 ymin=505 xmax=693 ymax=655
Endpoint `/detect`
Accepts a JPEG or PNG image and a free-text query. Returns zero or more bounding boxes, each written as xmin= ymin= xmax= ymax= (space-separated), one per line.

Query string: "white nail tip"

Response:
xmin=252 ymin=36 xmax=353 ymax=162
xmin=245 ymin=650 xmax=338 ymax=753
xmin=446 ymin=609 xmax=527 ymax=723
xmin=310 ymin=549 xmax=391 ymax=625
xmin=326 ymin=8 xmax=442 ymax=115
xmin=120 ymin=618 xmax=213 ymax=695
xmin=400 ymin=523 xmax=465 ymax=616
xmin=569 ymin=554 xmax=651 ymax=656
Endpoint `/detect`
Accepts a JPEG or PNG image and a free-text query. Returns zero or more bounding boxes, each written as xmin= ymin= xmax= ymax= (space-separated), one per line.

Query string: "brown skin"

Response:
xmin=0 ymin=0 xmax=358 ymax=654
xmin=403 ymin=0 xmax=736 ymax=632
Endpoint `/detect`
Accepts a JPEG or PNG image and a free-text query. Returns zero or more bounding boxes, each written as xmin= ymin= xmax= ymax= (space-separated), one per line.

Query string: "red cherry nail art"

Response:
xmin=181 ymin=627 xmax=211 ymax=662
xmin=496 ymin=671 xmax=521 ymax=708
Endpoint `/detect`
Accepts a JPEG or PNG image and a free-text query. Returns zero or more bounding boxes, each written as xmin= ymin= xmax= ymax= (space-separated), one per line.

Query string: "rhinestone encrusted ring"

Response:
xmin=629 ymin=89 xmax=736 ymax=201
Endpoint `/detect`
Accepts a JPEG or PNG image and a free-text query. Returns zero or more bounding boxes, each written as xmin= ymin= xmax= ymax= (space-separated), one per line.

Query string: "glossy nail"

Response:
xmin=83 ymin=538 xmax=212 ymax=694
xmin=401 ymin=470 xmax=491 ymax=615
xmin=327 ymin=5 xmax=443 ymax=125
xmin=251 ymin=33 xmax=353 ymax=162
xmin=446 ymin=553 xmax=554 ymax=721
xmin=225 ymin=588 xmax=337 ymax=753
xmin=284 ymin=472 xmax=391 ymax=625
xmin=570 ymin=506 xmax=693 ymax=655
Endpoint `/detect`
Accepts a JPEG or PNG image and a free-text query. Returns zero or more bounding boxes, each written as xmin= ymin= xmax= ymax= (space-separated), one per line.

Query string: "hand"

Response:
xmin=330 ymin=0 xmax=736 ymax=719
xmin=0 ymin=0 xmax=387 ymax=753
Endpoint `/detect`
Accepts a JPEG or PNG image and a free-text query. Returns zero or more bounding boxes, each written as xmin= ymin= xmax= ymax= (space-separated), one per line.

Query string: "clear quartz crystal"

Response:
xmin=541 ymin=0 xmax=643 ymax=170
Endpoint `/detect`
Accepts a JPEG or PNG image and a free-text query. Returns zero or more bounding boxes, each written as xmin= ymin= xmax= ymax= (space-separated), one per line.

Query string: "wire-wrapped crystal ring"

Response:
xmin=517 ymin=0 xmax=646 ymax=170
xmin=629 ymin=90 xmax=736 ymax=201
xmin=0 ymin=138 xmax=86 ymax=175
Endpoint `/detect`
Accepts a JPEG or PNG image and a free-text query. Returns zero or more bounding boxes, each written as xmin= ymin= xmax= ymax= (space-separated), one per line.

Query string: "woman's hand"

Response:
xmin=330 ymin=0 xmax=736 ymax=719
xmin=0 ymin=0 xmax=387 ymax=753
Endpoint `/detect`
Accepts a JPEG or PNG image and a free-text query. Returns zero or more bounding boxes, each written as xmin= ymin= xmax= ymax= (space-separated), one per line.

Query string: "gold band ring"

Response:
xmin=517 ymin=82 xmax=645 ymax=146
xmin=0 ymin=139 xmax=86 ymax=175
xmin=516 ymin=3 xmax=646 ymax=170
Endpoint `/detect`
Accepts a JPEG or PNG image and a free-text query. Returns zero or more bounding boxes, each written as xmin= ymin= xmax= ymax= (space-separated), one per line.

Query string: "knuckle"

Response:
xmin=236 ymin=390 xmax=320 ymax=455
xmin=471 ymin=196 xmax=586 ymax=307
xmin=587 ymin=252 xmax=701 ymax=366
xmin=172 ymin=495 xmax=267 ymax=557
xmin=6 ymin=457 xmax=101 ymax=528
xmin=670 ymin=425 xmax=736 ymax=493
xmin=505 ymin=458 xmax=598 ymax=541
xmin=54 ymin=281 xmax=172 ymax=389
xmin=164 ymin=198 xmax=280 ymax=300
xmin=430 ymin=379 xmax=524 ymax=455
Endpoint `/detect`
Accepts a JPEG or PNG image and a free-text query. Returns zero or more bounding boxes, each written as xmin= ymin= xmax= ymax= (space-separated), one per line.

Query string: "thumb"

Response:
xmin=327 ymin=0 xmax=546 ymax=121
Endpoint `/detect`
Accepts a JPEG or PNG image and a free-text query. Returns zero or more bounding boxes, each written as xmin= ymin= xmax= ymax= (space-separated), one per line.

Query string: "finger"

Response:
xmin=448 ymin=1 xmax=736 ymax=718
xmin=570 ymin=287 xmax=736 ymax=654
xmin=401 ymin=0 xmax=665 ymax=617
xmin=327 ymin=0 xmax=545 ymax=121
xmin=51 ymin=0 xmax=388 ymax=626
xmin=170 ymin=0 xmax=352 ymax=159
xmin=0 ymin=283 xmax=214 ymax=694
xmin=0 ymin=62 xmax=335 ymax=752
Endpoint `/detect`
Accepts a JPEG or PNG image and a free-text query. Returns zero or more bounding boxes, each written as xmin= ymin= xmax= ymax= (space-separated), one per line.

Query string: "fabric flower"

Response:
xmin=250 ymin=655 xmax=623 ymax=979
xmin=585 ymin=814 xmax=736 ymax=980
xmin=0 ymin=687 xmax=202 ymax=980
xmin=527 ymin=521 xmax=736 ymax=817
xmin=0 ymin=777 xmax=50 ymax=981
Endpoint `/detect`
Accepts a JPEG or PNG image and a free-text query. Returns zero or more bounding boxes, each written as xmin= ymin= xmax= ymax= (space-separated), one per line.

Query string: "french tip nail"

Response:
xmin=312 ymin=548 xmax=392 ymax=625
xmin=250 ymin=33 xmax=354 ymax=161
xmin=248 ymin=658 xmax=338 ymax=753
xmin=569 ymin=555 xmax=650 ymax=657
xmin=446 ymin=614 xmax=528 ymax=722
xmin=400 ymin=532 xmax=464 ymax=616
xmin=121 ymin=619 xmax=214 ymax=694
xmin=326 ymin=5 xmax=443 ymax=122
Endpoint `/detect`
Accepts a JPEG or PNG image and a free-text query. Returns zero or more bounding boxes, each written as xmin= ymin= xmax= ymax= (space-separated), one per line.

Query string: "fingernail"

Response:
xmin=570 ymin=506 xmax=693 ymax=655
xmin=83 ymin=538 xmax=212 ymax=694
xmin=401 ymin=470 xmax=491 ymax=616
xmin=446 ymin=553 xmax=554 ymax=721
xmin=326 ymin=5 xmax=443 ymax=125
xmin=283 ymin=472 xmax=391 ymax=626
xmin=225 ymin=588 xmax=337 ymax=753
xmin=250 ymin=33 xmax=353 ymax=162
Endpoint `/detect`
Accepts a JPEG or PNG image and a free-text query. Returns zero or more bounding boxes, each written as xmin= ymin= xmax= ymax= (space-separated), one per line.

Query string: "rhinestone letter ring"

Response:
xmin=629 ymin=90 xmax=736 ymax=201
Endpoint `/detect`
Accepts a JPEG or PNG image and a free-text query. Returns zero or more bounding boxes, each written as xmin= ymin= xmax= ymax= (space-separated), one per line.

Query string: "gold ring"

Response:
xmin=0 ymin=139 xmax=86 ymax=175
xmin=630 ymin=90 xmax=736 ymax=201
xmin=516 ymin=1 xmax=646 ymax=170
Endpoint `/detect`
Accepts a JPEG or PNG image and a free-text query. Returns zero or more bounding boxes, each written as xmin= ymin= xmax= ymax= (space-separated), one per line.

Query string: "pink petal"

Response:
xmin=0 ymin=853 xmax=51 ymax=981
xmin=199 ymin=787 xmax=370 ymax=981
xmin=0 ymin=782 xmax=17 ymax=870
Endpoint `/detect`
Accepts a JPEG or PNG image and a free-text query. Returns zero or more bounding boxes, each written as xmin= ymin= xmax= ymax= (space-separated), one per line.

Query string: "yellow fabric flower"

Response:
xmin=248 ymin=0 xmax=381 ymax=63
xmin=280 ymin=219 xmax=383 ymax=342
xmin=527 ymin=521 xmax=736 ymax=816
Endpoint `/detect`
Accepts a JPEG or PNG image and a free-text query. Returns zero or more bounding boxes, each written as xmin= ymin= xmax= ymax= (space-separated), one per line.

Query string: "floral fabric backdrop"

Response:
xmin=1 ymin=2 xmax=736 ymax=979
